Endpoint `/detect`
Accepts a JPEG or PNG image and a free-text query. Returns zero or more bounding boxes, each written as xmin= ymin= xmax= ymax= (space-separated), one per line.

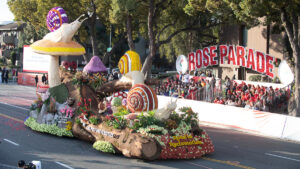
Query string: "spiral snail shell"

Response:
xmin=118 ymin=51 xmax=142 ymax=75
xmin=127 ymin=84 xmax=158 ymax=113
xmin=46 ymin=7 xmax=69 ymax=32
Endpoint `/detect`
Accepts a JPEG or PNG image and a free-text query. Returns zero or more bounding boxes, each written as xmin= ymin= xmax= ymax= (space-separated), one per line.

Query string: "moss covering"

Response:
xmin=24 ymin=117 xmax=73 ymax=137
xmin=49 ymin=84 xmax=69 ymax=104
xmin=93 ymin=140 xmax=115 ymax=153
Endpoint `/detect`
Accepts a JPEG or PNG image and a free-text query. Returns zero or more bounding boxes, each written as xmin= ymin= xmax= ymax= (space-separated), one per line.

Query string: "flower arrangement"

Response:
xmin=65 ymin=121 xmax=72 ymax=131
xmin=60 ymin=106 xmax=75 ymax=118
xmin=31 ymin=98 xmax=43 ymax=113
xmin=178 ymin=107 xmax=198 ymax=128
xmin=88 ymin=73 xmax=106 ymax=90
xmin=72 ymin=71 xmax=89 ymax=86
xmin=62 ymin=61 xmax=77 ymax=71
xmin=76 ymin=97 xmax=100 ymax=125
xmin=89 ymin=115 xmax=99 ymax=125
xmin=105 ymin=115 xmax=127 ymax=129
xmin=113 ymin=107 xmax=130 ymax=117
xmin=111 ymin=97 xmax=122 ymax=107
xmin=130 ymin=111 xmax=163 ymax=130
xmin=137 ymin=125 xmax=168 ymax=136
xmin=76 ymin=97 xmax=92 ymax=115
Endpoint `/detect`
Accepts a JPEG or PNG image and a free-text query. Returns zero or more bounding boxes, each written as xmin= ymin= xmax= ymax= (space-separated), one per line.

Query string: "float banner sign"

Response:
xmin=23 ymin=45 xmax=50 ymax=73
xmin=188 ymin=45 xmax=275 ymax=78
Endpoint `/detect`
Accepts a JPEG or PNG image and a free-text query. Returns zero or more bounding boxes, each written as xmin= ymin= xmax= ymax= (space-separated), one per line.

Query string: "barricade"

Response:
xmin=157 ymin=95 xmax=300 ymax=142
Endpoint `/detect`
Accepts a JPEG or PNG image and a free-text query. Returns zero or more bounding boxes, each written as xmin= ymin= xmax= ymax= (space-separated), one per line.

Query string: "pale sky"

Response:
xmin=0 ymin=0 xmax=15 ymax=22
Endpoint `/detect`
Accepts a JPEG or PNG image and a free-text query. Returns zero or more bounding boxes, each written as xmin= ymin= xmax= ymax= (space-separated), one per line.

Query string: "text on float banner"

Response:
xmin=188 ymin=45 xmax=275 ymax=78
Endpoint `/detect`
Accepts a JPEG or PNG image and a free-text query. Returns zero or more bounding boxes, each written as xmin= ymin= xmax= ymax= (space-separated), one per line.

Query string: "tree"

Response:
xmin=109 ymin=0 xmax=146 ymax=51
xmin=140 ymin=0 xmax=223 ymax=78
xmin=188 ymin=0 xmax=300 ymax=116
xmin=8 ymin=0 xmax=111 ymax=61
xmin=18 ymin=23 xmax=48 ymax=48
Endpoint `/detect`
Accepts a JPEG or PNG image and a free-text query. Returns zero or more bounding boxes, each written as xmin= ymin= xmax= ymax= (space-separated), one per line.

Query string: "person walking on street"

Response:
xmin=0 ymin=67 xmax=2 ymax=84
xmin=1 ymin=67 xmax=5 ymax=83
xmin=42 ymin=74 xmax=47 ymax=84
xmin=35 ymin=75 xmax=39 ymax=86
xmin=4 ymin=70 xmax=9 ymax=84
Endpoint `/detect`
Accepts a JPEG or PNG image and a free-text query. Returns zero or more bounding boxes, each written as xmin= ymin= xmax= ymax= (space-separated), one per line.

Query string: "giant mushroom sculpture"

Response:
xmin=83 ymin=56 xmax=107 ymax=74
xmin=30 ymin=13 xmax=87 ymax=88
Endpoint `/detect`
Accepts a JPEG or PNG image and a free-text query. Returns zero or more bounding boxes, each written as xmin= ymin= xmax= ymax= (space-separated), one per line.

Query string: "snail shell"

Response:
xmin=46 ymin=6 xmax=69 ymax=32
xmin=127 ymin=84 xmax=158 ymax=113
xmin=118 ymin=50 xmax=142 ymax=75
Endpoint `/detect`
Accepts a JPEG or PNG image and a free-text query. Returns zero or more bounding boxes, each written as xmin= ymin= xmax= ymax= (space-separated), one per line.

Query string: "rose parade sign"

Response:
xmin=188 ymin=45 xmax=275 ymax=78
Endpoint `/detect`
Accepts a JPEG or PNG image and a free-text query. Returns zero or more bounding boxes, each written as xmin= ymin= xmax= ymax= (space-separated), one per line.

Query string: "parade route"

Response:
xmin=1 ymin=84 xmax=300 ymax=169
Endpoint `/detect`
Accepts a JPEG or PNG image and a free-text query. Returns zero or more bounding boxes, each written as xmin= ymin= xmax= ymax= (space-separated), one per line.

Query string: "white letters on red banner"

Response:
xmin=188 ymin=45 xmax=274 ymax=78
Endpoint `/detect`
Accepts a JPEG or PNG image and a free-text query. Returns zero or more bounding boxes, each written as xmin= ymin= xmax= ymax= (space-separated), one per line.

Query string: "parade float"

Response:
xmin=25 ymin=7 xmax=214 ymax=160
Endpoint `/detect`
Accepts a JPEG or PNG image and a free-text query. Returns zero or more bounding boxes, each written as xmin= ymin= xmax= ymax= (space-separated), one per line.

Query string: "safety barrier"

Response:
xmin=158 ymin=95 xmax=300 ymax=142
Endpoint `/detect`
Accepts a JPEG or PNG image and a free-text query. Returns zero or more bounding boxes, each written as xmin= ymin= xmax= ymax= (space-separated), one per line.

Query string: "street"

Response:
xmin=0 ymin=84 xmax=300 ymax=169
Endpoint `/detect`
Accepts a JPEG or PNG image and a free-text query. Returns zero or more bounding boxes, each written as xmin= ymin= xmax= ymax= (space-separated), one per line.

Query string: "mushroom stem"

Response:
xmin=49 ymin=55 xmax=61 ymax=88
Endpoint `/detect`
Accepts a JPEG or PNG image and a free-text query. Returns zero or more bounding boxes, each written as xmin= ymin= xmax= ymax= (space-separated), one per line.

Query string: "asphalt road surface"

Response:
xmin=0 ymin=84 xmax=300 ymax=169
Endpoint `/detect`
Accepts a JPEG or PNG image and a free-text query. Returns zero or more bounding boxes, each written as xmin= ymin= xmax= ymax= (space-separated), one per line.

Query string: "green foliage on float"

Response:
xmin=24 ymin=117 xmax=73 ymax=137
xmin=93 ymin=140 xmax=115 ymax=153
xmin=49 ymin=84 xmax=69 ymax=104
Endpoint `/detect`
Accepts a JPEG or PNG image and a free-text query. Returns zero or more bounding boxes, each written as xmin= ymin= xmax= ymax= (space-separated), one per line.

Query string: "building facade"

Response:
xmin=217 ymin=23 xmax=285 ymax=81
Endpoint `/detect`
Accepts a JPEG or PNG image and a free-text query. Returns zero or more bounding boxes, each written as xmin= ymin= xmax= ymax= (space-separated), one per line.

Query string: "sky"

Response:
xmin=0 ymin=0 xmax=15 ymax=22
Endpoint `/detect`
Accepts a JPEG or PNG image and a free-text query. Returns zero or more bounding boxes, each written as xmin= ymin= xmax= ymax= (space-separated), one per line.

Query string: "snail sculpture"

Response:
xmin=118 ymin=51 xmax=145 ymax=85
xmin=46 ymin=6 xmax=69 ymax=32
xmin=118 ymin=50 xmax=142 ymax=75
xmin=127 ymin=84 xmax=158 ymax=113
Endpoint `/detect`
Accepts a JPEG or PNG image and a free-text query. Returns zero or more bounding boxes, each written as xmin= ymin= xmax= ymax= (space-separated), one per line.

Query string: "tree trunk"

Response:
xmin=89 ymin=15 xmax=98 ymax=56
xmin=74 ymin=35 xmax=89 ymax=63
xmin=127 ymin=14 xmax=135 ymax=50
xmin=281 ymin=9 xmax=300 ymax=117
xmin=88 ymin=0 xmax=98 ymax=56
xmin=82 ymin=122 xmax=162 ymax=160
xmin=142 ymin=0 xmax=156 ymax=79
xmin=292 ymin=50 xmax=300 ymax=117
xmin=103 ymin=36 xmax=126 ymax=65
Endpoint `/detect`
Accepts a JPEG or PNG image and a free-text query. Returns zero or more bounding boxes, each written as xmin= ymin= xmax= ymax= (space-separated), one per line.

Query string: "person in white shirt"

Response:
xmin=183 ymin=72 xmax=190 ymax=84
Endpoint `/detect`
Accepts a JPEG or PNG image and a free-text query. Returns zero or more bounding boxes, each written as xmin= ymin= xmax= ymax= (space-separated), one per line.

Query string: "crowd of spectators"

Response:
xmin=155 ymin=71 xmax=290 ymax=114
xmin=0 ymin=67 xmax=17 ymax=84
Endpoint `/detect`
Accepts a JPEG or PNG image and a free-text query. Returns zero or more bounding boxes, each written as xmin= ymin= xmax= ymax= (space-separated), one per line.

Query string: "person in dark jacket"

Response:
xmin=4 ymin=70 xmax=9 ymax=83
xmin=35 ymin=75 xmax=39 ymax=86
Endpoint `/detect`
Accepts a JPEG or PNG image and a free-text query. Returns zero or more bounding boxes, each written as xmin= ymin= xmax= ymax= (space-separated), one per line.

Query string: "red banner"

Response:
xmin=188 ymin=45 xmax=274 ymax=78
xmin=17 ymin=72 xmax=43 ymax=86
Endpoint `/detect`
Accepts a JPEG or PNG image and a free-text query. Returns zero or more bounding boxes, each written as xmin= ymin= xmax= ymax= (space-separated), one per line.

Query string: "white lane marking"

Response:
xmin=0 ymin=101 xmax=30 ymax=111
xmin=185 ymin=162 xmax=213 ymax=169
xmin=3 ymin=139 xmax=19 ymax=146
xmin=55 ymin=162 xmax=74 ymax=169
xmin=265 ymin=153 xmax=300 ymax=162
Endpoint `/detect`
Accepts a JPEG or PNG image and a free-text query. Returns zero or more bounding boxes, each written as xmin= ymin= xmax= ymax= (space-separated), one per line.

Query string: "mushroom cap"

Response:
xmin=83 ymin=56 xmax=107 ymax=73
xmin=30 ymin=39 xmax=85 ymax=56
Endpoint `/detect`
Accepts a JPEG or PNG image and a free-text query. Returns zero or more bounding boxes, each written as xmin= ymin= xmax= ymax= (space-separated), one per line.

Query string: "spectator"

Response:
xmin=182 ymin=72 xmax=190 ymax=85
xmin=154 ymin=73 xmax=289 ymax=113
xmin=42 ymin=74 xmax=47 ymax=84
xmin=35 ymin=75 xmax=39 ymax=86
xmin=113 ymin=70 xmax=119 ymax=80
xmin=0 ymin=67 xmax=2 ymax=84
xmin=1 ymin=67 xmax=5 ymax=83
xmin=4 ymin=70 xmax=9 ymax=83
xmin=18 ymin=160 xmax=26 ymax=168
